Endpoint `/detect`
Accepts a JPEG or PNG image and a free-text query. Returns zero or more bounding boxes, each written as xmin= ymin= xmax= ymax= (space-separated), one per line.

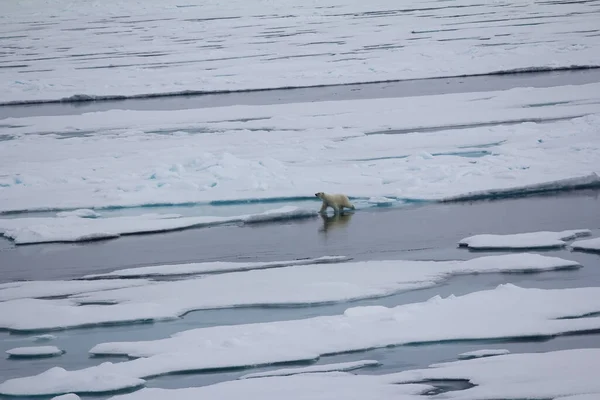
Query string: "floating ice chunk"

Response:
xmin=106 ymin=374 xmax=432 ymax=400
xmin=571 ymin=237 xmax=600 ymax=252
xmin=0 ymin=365 xmax=144 ymax=396
xmin=56 ymin=209 xmax=101 ymax=218
xmin=459 ymin=229 xmax=591 ymax=250
xmin=388 ymin=349 xmax=600 ymax=400
xmin=51 ymin=395 xmax=81 ymax=400
xmin=34 ymin=334 xmax=57 ymax=342
xmin=367 ymin=197 xmax=395 ymax=206
xmin=4 ymin=285 xmax=598 ymax=395
xmin=442 ymin=173 xmax=600 ymax=202
xmin=82 ymin=256 xmax=352 ymax=280
xmin=6 ymin=346 xmax=63 ymax=358
xmin=0 ymin=207 xmax=316 ymax=245
xmin=0 ymin=254 xmax=578 ymax=332
xmin=0 ymin=279 xmax=150 ymax=302
xmin=458 ymin=349 xmax=510 ymax=360
xmin=239 ymin=360 xmax=381 ymax=380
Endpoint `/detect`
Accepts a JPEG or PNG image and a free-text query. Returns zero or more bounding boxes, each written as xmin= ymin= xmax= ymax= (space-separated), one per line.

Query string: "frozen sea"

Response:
xmin=2 ymin=0 xmax=600 ymax=399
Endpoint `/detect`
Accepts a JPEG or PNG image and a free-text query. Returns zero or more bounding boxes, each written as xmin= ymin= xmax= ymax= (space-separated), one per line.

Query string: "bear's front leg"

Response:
xmin=319 ymin=202 xmax=328 ymax=214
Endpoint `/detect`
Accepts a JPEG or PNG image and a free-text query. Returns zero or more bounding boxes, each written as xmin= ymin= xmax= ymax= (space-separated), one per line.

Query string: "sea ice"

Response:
xmin=458 ymin=229 xmax=591 ymax=250
xmin=3 ymin=285 xmax=599 ymax=395
xmin=56 ymin=209 xmax=101 ymax=218
xmin=2 ymin=0 xmax=600 ymax=103
xmin=51 ymin=395 xmax=81 ymax=400
xmin=6 ymin=346 xmax=63 ymax=358
xmin=0 ymin=279 xmax=150 ymax=302
xmin=0 ymin=254 xmax=578 ymax=331
xmin=33 ymin=334 xmax=57 ymax=342
xmin=0 ymin=207 xmax=316 ymax=244
xmin=571 ymin=237 xmax=600 ymax=252
xmin=458 ymin=349 xmax=510 ymax=360
xmin=238 ymin=360 xmax=381 ymax=380
xmin=1 ymin=85 xmax=600 ymax=216
xmin=108 ymin=374 xmax=432 ymax=400
xmin=389 ymin=348 xmax=600 ymax=399
xmin=82 ymin=256 xmax=351 ymax=280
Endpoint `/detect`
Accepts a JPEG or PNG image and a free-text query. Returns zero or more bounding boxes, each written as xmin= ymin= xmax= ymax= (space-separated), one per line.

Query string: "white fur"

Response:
xmin=315 ymin=192 xmax=355 ymax=214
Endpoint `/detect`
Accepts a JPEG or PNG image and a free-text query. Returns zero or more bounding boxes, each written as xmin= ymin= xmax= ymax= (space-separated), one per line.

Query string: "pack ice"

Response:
xmin=3 ymin=285 xmax=600 ymax=396
xmin=458 ymin=229 xmax=591 ymax=250
xmin=0 ymin=254 xmax=579 ymax=331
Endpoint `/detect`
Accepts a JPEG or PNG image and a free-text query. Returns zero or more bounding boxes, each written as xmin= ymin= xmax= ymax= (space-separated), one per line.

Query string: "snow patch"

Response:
xmin=82 ymin=256 xmax=352 ymax=280
xmin=571 ymin=237 xmax=600 ymax=252
xmin=459 ymin=229 xmax=591 ymax=250
xmin=6 ymin=346 xmax=64 ymax=358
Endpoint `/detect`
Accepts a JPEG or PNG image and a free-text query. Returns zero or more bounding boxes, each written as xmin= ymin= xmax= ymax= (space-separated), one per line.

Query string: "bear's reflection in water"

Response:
xmin=319 ymin=212 xmax=353 ymax=233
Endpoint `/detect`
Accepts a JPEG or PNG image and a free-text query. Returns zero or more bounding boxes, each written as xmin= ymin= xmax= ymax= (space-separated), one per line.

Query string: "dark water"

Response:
xmin=2 ymin=68 xmax=600 ymax=119
xmin=0 ymin=190 xmax=599 ymax=399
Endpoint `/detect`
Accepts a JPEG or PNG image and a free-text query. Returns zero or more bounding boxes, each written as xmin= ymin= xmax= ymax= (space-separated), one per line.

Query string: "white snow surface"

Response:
xmin=0 ymin=279 xmax=149 ymax=302
xmin=3 ymin=285 xmax=600 ymax=395
xmin=82 ymin=256 xmax=351 ymax=279
xmin=239 ymin=360 xmax=380 ymax=380
xmin=1 ymin=84 xmax=600 ymax=215
xmin=458 ymin=349 xmax=510 ymax=360
xmin=6 ymin=346 xmax=63 ymax=357
xmin=51 ymin=395 xmax=81 ymax=400
xmin=571 ymin=237 xmax=600 ymax=252
xmin=108 ymin=374 xmax=432 ymax=400
xmin=389 ymin=348 xmax=600 ymax=399
xmin=459 ymin=229 xmax=591 ymax=250
xmin=0 ymin=254 xmax=579 ymax=331
xmin=0 ymin=207 xmax=316 ymax=244
xmin=2 ymin=0 xmax=600 ymax=104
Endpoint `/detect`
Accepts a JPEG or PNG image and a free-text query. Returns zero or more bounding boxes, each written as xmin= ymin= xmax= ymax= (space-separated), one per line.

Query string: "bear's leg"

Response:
xmin=319 ymin=202 xmax=328 ymax=213
xmin=332 ymin=205 xmax=340 ymax=214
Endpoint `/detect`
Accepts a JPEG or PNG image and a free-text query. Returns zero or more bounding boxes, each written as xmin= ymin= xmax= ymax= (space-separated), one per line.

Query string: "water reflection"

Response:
xmin=319 ymin=212 xmax=353 ymax=233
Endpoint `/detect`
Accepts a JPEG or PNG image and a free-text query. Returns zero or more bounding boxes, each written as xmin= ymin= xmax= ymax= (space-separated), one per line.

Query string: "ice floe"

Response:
xmin=571 ymin=237 xmax=600 ymax=252
xmin=0 ymin=207 xmax=316 ymax=244
xmin=0 ymin=254 xmax=578 ymax=331
xmin=2 ymin=0 xmax=600 ymax=103
xmin=56 ymin=209 xmax=101 ymax=218
xmin=3 ymin=285 xmax=600 ymax=395
xmin=389 ymin=348 xmax=600 ymax=400
xmin=6 ymin=346 xmax=63 ymax=358
xmin=0 ymin=279 xmax=150 ymax=302
xmin=82 ymin=256 xmax=351 ymax=280
xmin=239 ymin=360 xmax=380 ymax=380
xmin=1 ymin=85 xmax=600 ymax=215
xmin=458 ymin=229 xmax=591 ymax=250
xmin=33 ymin=334 xmax=57 ymax=342
xmin=457 ymin=349 xmax=510 ymax=360
xmin=51 ymin=395 xmax=81 ymax=400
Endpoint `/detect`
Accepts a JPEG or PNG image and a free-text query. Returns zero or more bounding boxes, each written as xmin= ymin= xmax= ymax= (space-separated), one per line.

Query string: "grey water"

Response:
xmin=2 ymin=68 xmax=600 ymax=119
xmin=0 ymin=189 xmax=599 ymax=399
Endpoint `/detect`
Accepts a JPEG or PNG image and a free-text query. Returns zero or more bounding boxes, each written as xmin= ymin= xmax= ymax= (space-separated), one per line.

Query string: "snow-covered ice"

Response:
xmin=239 ymin=360 xmax=380 ymax=380
xmin=6 ymin=346 xmax=63 ymax=358
xmin=0 ymin=254 xmax=579 ymax=331
xmin=571 ymin=237 xmax=600 ymax=252
xmin=458 ymin=229 xmax=591 ymax=250
xmin=33 ymin=334 xmax=57 ymax=342
xmin=3 ymin=285 xmax=600 ymax=395
xmin=1 ymin=84 xmax=600 ymax=217
xmin=56 ymin=209 xmax=101 ymax=219
xmin=108 ymin=374 xmax=432 ymax=400
xmin=0 ymin=366 xmax=144 ymax=396
xmin=51 ymin=395 xmax=81 ymax=400
xmin=82 ymin=256 xmax=351 ymax=280
xmin=0 ymin=279 xmax=150 ymax=302
xmin=0 ymin=207 xmax=316 ymax=244
xmin=458 ymin=349 xmax=510 ymax=360
xmin=389 ymin=348 xmax=600 ymax=400
xmin=2 ymin=0 xmax=600 ymax=104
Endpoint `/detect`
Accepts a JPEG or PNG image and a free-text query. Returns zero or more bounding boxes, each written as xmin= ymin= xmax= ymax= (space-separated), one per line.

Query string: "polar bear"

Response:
xmin=315 ymin=192 xmax=355 ymax=214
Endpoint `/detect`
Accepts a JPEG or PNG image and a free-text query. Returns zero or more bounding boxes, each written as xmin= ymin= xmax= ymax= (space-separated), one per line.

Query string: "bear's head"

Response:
xmin=315 ymin=192 xmax=325 ymax=199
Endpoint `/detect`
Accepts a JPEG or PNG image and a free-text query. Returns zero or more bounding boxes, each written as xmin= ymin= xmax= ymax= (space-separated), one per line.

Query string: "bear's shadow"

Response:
xmin=319 ymin=212 xmax=353 ymax=233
